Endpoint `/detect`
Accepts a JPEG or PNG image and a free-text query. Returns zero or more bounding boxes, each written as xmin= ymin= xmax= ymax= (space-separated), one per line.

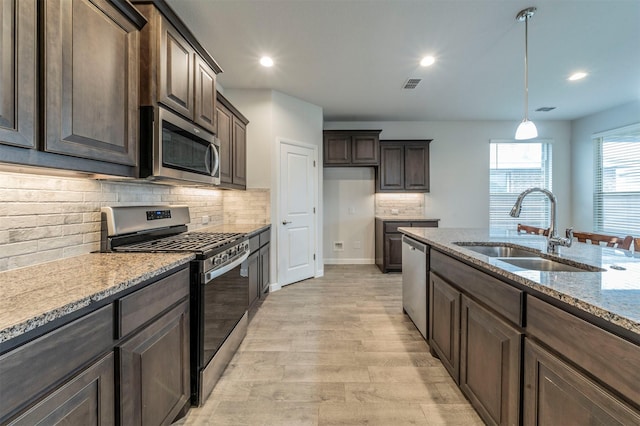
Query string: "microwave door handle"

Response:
xmin=204 ymin=144 xmax=213 ymax=175
xmin=211 ymin=142 xmax=220 ymax=177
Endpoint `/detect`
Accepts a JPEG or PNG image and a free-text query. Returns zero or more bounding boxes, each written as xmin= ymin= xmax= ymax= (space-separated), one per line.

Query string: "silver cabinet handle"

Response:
xmin=282 ymin=220 xmax=292 ymax=225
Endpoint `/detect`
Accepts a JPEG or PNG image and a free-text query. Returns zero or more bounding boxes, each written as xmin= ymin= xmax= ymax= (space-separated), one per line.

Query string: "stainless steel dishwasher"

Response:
xmin=402 ymin=235 xmax=427 ymax=339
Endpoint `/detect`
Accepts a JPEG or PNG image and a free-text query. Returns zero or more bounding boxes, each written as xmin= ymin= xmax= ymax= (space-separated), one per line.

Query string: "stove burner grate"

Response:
xmin=114 ymin=232 xmax=244 ymax=253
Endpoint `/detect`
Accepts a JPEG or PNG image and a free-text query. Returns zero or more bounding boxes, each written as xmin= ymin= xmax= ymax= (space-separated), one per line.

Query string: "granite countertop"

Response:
xmin=399 ymin=227 xmax=640 ymax=337
xmin=197 ymin=222 xmax=270 ymax=235
xmin=0 ymin=252 xmax=194 ymax=344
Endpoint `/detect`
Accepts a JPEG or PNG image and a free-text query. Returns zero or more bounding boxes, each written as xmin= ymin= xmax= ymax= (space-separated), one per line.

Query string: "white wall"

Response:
xmin=323 ymin=167 xmax=375 ymax=264
xmin=224 ymin=89 xmax=325 ymax=279
xmin=571 ymin=100 xmax=640 ymax=230
xmin=324 ymin=120 xmax=573 ymax=230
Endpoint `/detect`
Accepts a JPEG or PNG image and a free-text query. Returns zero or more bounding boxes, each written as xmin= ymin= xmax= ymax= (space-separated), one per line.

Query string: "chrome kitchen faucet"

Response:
xmin=510 ymin=187 xmax=573 ymax=253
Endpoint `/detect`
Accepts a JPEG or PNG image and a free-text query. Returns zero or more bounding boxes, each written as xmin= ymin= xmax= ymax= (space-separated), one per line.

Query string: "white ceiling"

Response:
xmin=167 ymin=0 xmax=640 ymax=122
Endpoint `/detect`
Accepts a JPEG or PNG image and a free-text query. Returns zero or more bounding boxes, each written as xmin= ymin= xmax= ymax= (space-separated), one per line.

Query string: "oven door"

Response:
xmin=192 ymin=251 xmax=249 ymax=405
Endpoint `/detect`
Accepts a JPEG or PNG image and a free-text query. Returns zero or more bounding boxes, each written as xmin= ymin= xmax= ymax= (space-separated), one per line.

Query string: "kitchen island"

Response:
xmin=399 ymin=227 xmax=640 ymax=426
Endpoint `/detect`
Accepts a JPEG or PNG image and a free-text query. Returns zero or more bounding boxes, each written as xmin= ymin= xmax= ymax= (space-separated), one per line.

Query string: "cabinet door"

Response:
xmin=379 ymin=143 xmax=404 ymax=190
xmin=9 ymin=353 xmax=114 ymax=426
xmin=404 ymin=143 xmax=430 ymax=191
xmin=384 ymin=233 xmax=404 ymax=271
xmin=248 ymin=250 xmax=259 ymax=307
xmin=159 ymin=17 xmax=194 ymax=119
xmin=216 ymin=102 xmax=233 ymax=184
xmin=523 ymin=339 xmax=640 ymax=426
xmin=194 ymin=55 xmax=217 ymax=134
xmin=351 ymin=134 xmax=378 ymax=164
xmin=0 ymin=0 xmax=36 ymax=149
xmin=429 ymin=272 xmax=460 ymax=383
xmin=260 ymin=243 xmax=270 ymax=296
xmin=460 ymin=296 xmax=521 ymax=426
xmin=119 ymin=300 xmax=190 ymax=426
xmin=232 ymin=116 xmax=247 ymax=187
xmin=42 ymin=0 xmax=139 ymax=166
xmin=323 ymin=134 xmax=351 ymax=165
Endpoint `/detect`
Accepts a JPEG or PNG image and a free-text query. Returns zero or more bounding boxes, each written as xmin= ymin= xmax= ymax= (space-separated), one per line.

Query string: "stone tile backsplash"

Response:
xmin=0 ymin=172 xmax=269 ymax=272
xmin=375 ymin=193 xmax=425 ymax=217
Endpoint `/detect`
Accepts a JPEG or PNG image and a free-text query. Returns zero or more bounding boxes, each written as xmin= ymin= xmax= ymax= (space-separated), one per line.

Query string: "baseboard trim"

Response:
xmin=269 ymin=282 xmax=281 ymax=292
xmin=323 ymin=258 xmax=375 ymax=265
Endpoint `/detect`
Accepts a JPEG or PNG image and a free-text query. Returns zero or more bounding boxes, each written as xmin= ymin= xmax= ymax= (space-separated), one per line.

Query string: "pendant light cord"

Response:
xmin=524 ymin=15 xmax=529 ymax=121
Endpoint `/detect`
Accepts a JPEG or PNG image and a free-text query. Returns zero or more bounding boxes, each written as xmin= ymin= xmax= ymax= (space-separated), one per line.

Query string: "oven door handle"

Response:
xmin=204 ymin=251 xmax=250 ymax=284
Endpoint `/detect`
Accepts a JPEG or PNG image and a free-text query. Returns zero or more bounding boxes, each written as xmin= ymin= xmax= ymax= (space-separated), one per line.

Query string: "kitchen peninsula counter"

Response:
xmin=0 ymin=252 xmax=194 ymax=348
xmin=399 ymin=227 xmax=640 ymax=339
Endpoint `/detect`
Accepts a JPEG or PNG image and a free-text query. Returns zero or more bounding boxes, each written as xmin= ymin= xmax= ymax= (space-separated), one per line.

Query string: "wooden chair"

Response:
xmin=571 ymin=231 xmax=633 ymax=250
xmin=634 ymin=238 xmax=640 ymax=253
xmin=517 ymin=223 xmax=549 ymax=236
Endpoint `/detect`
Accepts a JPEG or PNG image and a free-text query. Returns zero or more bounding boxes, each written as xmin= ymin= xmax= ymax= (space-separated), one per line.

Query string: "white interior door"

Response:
xmin=278 ymin=141 xmax=316 ymax=286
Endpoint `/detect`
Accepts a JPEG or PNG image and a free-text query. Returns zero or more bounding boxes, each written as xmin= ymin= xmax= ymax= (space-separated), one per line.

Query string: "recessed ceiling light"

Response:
xmin=420 ymin=56 xmax=435 ymax=67
xmin=259 ymin=56 xmax=274 ymax=67
xmin=568 ymin=72 xmax=587 ymax=81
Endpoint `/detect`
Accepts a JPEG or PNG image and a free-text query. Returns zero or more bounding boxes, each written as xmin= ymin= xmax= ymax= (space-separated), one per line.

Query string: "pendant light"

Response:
xmin=515 ymin=7 xmax=538 ymax=140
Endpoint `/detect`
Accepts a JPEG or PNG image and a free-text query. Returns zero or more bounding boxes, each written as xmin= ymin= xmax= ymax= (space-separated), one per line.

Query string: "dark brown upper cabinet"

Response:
xmin=0 ymin=0 xmax=146 ymax=176
xmin=377 ymin=140 xmax=431 ymax=192
xmin=323 ymin=130 xmax=381 ymax=166
xmin=194 ymin=56 xmax=217 ymax=134
xmin=135 ymin=0 xmax=222 ymax=133
xmin=217 ymin=92 xmax=249 ymax=189
xmin=0 ymin=0 xmax=37 ymax=149
xmin=42 ymin=0 xmax=144 ymax=167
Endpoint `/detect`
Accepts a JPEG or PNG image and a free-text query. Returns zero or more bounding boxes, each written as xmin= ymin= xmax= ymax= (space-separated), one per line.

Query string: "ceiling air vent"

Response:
xmin=536 ymin=107 xmax=556 ymax=112
xmin=403 ymin=78 xmax=422 ymax=89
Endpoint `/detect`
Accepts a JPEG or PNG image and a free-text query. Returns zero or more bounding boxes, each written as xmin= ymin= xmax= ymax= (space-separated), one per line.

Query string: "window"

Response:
xmin=593 ymin=123 xmax=640 ymax=235
xmin=490 ymin=141 xmax=552 ymax=230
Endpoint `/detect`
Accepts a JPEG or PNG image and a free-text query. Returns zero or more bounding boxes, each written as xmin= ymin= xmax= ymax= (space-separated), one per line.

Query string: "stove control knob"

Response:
xmin=214 ymin=258 xmax=221 ymax=266
xmin=222 ymin=254 xmax=229 ymax=263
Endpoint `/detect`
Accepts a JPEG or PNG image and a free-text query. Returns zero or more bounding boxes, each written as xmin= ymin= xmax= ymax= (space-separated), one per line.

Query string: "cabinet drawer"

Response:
xmin=0 ymin=305 xmax=113 ymax=423
xmin=527 ymin=296 xmax=640 ymax=405
xmin=249 ymin=234 xmax=260 ymax=252
xmin=411 ymin=220 xmax=438 ymax=228
xmin=259 ymin=229 xmax=271 ymax=246
xmin=431 ymin=250 xmax=523 ymax=326
xmin=117 ymin=267 xmax=189 ymax=338
xmin=384 ymin=221 xmax=411 ymax=233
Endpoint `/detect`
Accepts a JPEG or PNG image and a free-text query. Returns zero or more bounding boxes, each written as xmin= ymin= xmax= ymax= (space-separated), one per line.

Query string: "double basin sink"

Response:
xmin=454 ymin=242 xmax=604 ymax=272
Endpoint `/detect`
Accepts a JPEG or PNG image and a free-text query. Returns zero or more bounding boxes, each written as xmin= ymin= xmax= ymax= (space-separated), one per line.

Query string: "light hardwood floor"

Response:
xmin=176 ymin=264 xmax=483 ymax=425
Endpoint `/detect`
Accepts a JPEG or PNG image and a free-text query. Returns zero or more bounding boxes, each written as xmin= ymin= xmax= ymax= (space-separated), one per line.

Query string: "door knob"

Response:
xmin=282 ymin=220 xmax=292 ymax=225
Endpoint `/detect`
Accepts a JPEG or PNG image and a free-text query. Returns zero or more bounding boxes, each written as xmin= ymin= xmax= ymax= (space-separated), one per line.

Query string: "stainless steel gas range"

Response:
xmin=102 ymin=205 xmax=250 ymax=406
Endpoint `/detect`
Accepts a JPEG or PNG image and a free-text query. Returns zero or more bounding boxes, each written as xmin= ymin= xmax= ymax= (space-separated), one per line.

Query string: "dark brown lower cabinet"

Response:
xmin=259 ymin=243 xmax=270 ymax=297
xmin=523 ymin=339 xmax=640 ymax=425
xmin=375 ymin=219 xmax=438 ymax=272
xmin=249 ymin=227 xmax=271 ymax=309
xmin=460 ymin=296 xmax=521 ymax=426
xmin=8 ymin=353 xmax=114 ymax=425
xmin=429 ymin=272 xmax=460 ymax=383
xmin=248 ymin=250 xmax=259 ymax=307
xmin=118 ymin=299 xmax=190 ymax=426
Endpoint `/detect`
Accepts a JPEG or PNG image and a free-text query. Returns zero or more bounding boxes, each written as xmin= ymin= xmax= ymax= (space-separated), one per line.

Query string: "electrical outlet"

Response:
xmin=391 ymin=209 xmax=399 ymax=215
xmin=333 ymin=241 xmax=344 ymax=251
xmin=353 ymin=240 xmax=361 ymax=249
xmin=202 ymin=215 xmax=209 ymax=224
xmin=348 ymin=207 xmax=355 ymax=215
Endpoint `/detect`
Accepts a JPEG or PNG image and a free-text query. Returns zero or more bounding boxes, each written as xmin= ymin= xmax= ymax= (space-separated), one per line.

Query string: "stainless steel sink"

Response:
xmin=453 ymin=242 xmax=604 ymax=272
xmin=499 ymin=257 xmax=603 ymax=272
xmin=454 ymin=243 xmax=540 ymax=258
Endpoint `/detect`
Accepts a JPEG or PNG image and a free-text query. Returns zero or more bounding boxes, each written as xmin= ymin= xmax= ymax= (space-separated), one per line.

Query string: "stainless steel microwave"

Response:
xmin=139 ymin=106 xmax=220 ymax=186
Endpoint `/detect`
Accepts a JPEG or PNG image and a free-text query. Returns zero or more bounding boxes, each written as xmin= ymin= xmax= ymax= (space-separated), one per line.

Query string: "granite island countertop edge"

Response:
xmin=399 ymin=227 xmax=640 ymax=338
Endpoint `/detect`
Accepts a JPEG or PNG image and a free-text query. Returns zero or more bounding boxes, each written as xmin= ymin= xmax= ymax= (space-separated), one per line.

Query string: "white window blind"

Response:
xmin=490 ymin=142 xmax=552 ymax=230
xmin=593 ymin=123 xmax=640 ymax=236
